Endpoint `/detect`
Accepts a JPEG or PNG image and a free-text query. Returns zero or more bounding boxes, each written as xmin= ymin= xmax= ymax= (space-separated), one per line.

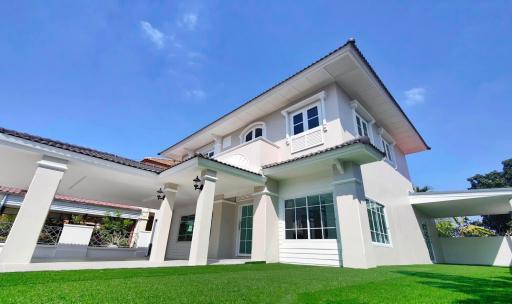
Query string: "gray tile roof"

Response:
xmin=0 ymin=127 xmax=164 ymax=173
xmin=262 ymin=137 xmax=384 ymax=169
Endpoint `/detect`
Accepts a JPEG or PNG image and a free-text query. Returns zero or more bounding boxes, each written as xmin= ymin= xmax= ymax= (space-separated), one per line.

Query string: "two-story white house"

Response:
xmin=1 ymin=39 xmax=510 ymax=271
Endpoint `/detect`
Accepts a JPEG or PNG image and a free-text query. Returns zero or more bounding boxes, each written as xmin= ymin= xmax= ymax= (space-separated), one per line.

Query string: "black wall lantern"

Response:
xmin=156 ymin=188 xmax=166 ymax=200
xmin=193 ymin=176 xmax=204 ymax=191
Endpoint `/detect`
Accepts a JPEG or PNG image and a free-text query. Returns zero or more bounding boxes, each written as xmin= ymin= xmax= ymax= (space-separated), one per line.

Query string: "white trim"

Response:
xmin=331 ymin=178 xmax=363 ymax=186
xmin=365 ymin=197 xmax=393 ymax=247
xmin=215 ymin=137 xmax=279 ymax=158
xmin=252 ymin=190 xmax=279 ymax=198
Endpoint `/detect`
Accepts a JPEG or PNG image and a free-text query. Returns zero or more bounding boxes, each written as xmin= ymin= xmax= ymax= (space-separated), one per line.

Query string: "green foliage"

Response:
xmin=100 ymin=211 xmax=134 ymax=232
xmin=70 ymin=214 xmax=85 ymax=225
xmin=0 ymin=214 xmax=15 ymax=223
xmin=0 ymin=264 xmax=510 ymax=303
xmin=436 ymin=220 xmax=456 ymax=237
xmin=413 ymin=185 xmax=432 ymax=192
xmin=459 ymin=225 xmax=495 ymax=237
xmin=467 ymin=158 xmax=512 ymax=235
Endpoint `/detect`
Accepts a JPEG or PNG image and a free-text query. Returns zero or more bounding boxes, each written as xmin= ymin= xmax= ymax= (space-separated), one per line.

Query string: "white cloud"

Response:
xmin=186 ymin=89 xmax=206 ymax=99
xmin=140 ymin=21 xmax=165 ymax=48
xmin=404 ymin=87 xmax=426 ymax=106
xmin=179 ymin=13 xmax=198 ymax=30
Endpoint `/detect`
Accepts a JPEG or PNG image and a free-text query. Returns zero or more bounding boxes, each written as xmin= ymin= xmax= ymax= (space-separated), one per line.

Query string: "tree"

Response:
xmin=413 ymin=185 xmax=432 ymax=192
xmin=467 ymin=158 xmax=512 ymax=235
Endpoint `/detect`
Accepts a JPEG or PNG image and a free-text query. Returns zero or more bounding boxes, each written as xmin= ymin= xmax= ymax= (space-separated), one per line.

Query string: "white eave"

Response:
xmin=410 ymin=188 xmax=512 ymax=217
xmin=160 ymin=40 xmax=429 ymax=159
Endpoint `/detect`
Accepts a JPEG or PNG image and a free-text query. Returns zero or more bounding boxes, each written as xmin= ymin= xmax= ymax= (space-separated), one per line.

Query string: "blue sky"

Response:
xmin=0 ymin=1 xmax=511 ymax=190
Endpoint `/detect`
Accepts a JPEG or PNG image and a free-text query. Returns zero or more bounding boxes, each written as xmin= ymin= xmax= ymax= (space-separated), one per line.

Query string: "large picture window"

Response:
xmin=284 ymin=193 xmax=337 ymax=240
xmin=177 ymin=215 xmax=195 ymax=241
xmin=366 ymin=199 xmax=390 ymax=244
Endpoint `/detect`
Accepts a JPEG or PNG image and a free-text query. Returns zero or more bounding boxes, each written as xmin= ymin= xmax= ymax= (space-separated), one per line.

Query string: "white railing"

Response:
xmin=290 ymin=127 xmax=323 ymax=153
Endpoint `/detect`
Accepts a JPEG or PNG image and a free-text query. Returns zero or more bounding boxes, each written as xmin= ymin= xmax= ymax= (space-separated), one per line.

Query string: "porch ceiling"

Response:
xmin=159 ymin=156 xmax=266 ymax=204
xmin=409 ymin=189 xmax=512 ymax=217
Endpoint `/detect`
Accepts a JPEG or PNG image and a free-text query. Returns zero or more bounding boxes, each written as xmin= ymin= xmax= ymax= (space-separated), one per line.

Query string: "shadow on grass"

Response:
xmin=394 ymin=269 xmax=512 ymax=303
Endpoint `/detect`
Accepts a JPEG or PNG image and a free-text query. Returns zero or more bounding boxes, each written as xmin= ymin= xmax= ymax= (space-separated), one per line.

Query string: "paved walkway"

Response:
xmin=0 ymin=258 xmax=250 ymax=273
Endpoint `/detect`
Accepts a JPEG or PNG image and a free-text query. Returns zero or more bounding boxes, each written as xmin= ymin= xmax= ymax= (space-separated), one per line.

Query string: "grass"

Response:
xmin=0 ymin=263 xmax=510 ymax=303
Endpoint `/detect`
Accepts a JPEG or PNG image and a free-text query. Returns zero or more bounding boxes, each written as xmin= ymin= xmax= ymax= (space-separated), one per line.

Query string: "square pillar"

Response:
xmin=333 ymin=161 xmax=376 ymax=269
xmin=251 ymin=180 xmax=279 ymax=263
xmin=149 ymin=183 xmax=178 ymax=263
xmin=189 ymin=169 xmax=217 ymax=266
xmin=0 ymin=156 xmax=68 ymax=264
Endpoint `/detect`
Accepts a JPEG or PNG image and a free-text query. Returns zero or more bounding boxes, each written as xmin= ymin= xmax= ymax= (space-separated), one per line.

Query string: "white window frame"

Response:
xmin=239 ymin=121 xmax=266 ymax=143
xmin=366 ymin=198 xmax=392 ymax=247
xmin=378 ymin=127 xmax=396 ymax=167
xmin=290 ymin=103 xmax=321 ymax=136
xmin=350 ymin=100 xmax=375 ymax=144
xmin=281 ymin=91 xmax=327 ymax=145
xmin=283 ymin=192 xmax=337 ymax=240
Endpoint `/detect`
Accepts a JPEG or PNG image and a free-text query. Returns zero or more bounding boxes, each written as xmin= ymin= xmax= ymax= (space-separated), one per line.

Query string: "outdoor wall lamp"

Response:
xmin=156 ymin=188 xmax=166 ymax=201
xmin=193 ymin=176 xmax=204 ymax=191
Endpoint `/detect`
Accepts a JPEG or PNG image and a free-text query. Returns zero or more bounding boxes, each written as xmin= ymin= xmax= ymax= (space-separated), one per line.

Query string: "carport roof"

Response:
xmin=0 ymin=127 xmax=164 ymax=173
xmin=409 ymin=188 xmax=512 ymax=217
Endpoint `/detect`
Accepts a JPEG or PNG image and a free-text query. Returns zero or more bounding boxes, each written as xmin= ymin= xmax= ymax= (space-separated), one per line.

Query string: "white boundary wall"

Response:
xmin=438 ymin=236 xmax=511 ymax=267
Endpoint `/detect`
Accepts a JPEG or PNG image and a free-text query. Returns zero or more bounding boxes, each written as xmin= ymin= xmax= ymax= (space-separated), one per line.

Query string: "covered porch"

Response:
xmin=0 ymin=128 xmax=268 ymax=271
xmin=410 ymin=188 xmax=512 ymax=267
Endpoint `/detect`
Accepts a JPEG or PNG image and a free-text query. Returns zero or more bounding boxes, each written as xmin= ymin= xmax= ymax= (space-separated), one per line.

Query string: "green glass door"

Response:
xmin=238 ymin=204 xmax=253 ymax=255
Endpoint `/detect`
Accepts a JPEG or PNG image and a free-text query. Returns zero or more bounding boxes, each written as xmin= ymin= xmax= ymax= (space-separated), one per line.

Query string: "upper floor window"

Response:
xmin=291 ymin=105 xmax=320 ymax=136
xmin=355 ymin=113 xmax=370 ymax=138
xmin=366 ymin=199 xmax=391 ymax=245
xmin=381 ymin=138 xmax=394 ymax=164
xmin=205 ymin=150 xmax=215 ymax=158
xmin=240 ymin=122 xmax=266 ymax=144
xmin=244 ymin=127 xmax=263 ymax=142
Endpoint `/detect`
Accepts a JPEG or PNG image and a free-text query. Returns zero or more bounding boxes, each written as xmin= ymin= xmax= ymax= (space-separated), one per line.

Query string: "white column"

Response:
xmin=131 ymin=208 xmax=150 ymax=247
xmin=188 ymin=169 xmax=217 ymax=266
xmin=208 ymin=200 xmax=223 ymax=259
xmin=333 ymin=161 xmax=376 ymax=269
xmin=0 ymin=156 xmax=68 ymax=264
xmin=149 ymin=183 xmax=178 ymax=263
xmin=251 ymin=181 xmax=279 ymax=263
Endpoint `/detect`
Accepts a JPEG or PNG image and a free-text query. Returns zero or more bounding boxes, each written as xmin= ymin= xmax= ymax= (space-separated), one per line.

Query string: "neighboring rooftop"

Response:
xmin=0 ymin=127 xmax=164 ymax=173
xmin=141 ymin=157 xmax=181 ymax=169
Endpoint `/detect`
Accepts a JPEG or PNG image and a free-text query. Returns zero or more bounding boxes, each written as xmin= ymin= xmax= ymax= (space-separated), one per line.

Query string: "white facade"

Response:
xmin=0 ymin=39 xmax=510 ymax=271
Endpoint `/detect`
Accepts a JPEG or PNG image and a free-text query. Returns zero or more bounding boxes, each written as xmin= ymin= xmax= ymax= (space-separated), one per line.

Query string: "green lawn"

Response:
xmin=0 ymin=263 xmax=510 ymax=303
